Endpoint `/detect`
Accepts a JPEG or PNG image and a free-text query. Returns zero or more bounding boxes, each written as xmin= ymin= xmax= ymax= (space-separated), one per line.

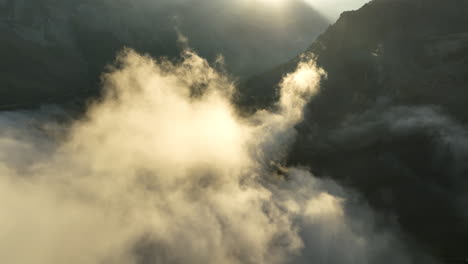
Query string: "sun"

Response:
xmin=262 ymin=0 xmax=288 ymax=6
xmin=265 ymin=0 xmax=287 ymax=4
xmin=245 ymin=0 xmax=288 ymax=8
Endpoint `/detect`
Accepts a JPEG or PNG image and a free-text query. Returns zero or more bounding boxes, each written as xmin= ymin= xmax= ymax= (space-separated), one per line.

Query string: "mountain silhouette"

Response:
xmin=242 ymin=0 xmax=468 ymax=261
xmin=0 ymin=0 xmax=328 ymax=109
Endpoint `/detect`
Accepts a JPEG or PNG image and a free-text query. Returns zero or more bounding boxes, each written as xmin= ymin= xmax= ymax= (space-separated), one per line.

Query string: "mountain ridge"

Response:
xmin=0 ymin=0 xmax=328 ymax=109
xmin=241 ymin=0 xmax=468 ymax=261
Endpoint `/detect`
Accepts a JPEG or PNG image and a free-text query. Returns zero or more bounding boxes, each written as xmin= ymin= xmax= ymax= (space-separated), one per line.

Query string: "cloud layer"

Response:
xmin=0 ymin=49 xmax=423 ymax=264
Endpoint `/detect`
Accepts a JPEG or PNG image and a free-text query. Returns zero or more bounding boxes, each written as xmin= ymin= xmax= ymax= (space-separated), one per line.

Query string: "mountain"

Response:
xmin=0 ymin=0 xmax=328 ymax=109
xmin=242 ymin=0 xmax=468 ymax=261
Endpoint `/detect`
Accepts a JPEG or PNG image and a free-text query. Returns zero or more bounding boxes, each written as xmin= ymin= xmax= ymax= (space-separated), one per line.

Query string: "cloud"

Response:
xmin=0 ymin=49 xmax=424 ymax=264
xmin=330 ymin=105 xmax=468 ymax=216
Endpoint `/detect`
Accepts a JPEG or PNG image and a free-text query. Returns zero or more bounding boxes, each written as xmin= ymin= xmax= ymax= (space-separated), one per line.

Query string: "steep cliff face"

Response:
xmin=0 ymin=0 xmax=328 ymax=109
xmin=243 ymin=0 xmax=468 ymax=261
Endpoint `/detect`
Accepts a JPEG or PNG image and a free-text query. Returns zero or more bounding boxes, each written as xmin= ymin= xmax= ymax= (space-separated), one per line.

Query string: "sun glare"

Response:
xmin=266 ymin=0 xmax=287 ymax=4
xmin=264 ymin=0 xmax=287 ymax=6
xmin=244 ymin=0 xmax=288 ymax=8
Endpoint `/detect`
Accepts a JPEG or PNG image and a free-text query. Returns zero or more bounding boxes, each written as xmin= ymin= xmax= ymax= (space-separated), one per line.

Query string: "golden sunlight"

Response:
xmin=245 ymin=0 xmax=288 ymax=8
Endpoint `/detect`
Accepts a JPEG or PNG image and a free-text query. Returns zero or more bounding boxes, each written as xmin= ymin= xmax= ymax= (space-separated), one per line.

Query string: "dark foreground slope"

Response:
xmin=243 ymin=0 xmax=468 ymax=261
xmin=0 ymin=0 xmax=328 ymax=109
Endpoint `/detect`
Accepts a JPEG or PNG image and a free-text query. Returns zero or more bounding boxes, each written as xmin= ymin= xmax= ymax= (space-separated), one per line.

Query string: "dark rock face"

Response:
xmin=243 ymin=0 xmax=468 ymax=261
xmin=0 ymin=0 xmax=328 ymax=109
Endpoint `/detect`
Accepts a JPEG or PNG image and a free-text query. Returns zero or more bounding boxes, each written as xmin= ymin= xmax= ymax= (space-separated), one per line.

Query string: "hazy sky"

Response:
xmin=303 ymin=0 xmax=370 ymax=21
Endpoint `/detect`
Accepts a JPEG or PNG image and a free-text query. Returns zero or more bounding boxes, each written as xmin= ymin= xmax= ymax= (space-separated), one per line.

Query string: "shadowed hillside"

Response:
xmin=0 ymin=0 xmax=328 ymax=109
xmin=242 ymin=0 xmax=468 ymax=262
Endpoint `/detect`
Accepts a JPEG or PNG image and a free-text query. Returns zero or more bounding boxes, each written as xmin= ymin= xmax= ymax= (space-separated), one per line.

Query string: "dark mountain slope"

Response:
xmin=242 ymin=0 xmax=468 ymax=261
xmin=0 ymin=0 xmax=328 ymax=109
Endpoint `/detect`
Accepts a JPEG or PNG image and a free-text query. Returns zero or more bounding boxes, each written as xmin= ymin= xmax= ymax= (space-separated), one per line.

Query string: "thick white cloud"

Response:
xmin=0 ymin=49 xmax=417 ymax=264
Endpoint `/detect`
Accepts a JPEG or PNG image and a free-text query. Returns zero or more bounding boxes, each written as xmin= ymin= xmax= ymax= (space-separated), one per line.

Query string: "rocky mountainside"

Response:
xmin=0 ymin=0 xmax=328 ymax=109
xmin=242 ymin=0 xmax=468 ymax=261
